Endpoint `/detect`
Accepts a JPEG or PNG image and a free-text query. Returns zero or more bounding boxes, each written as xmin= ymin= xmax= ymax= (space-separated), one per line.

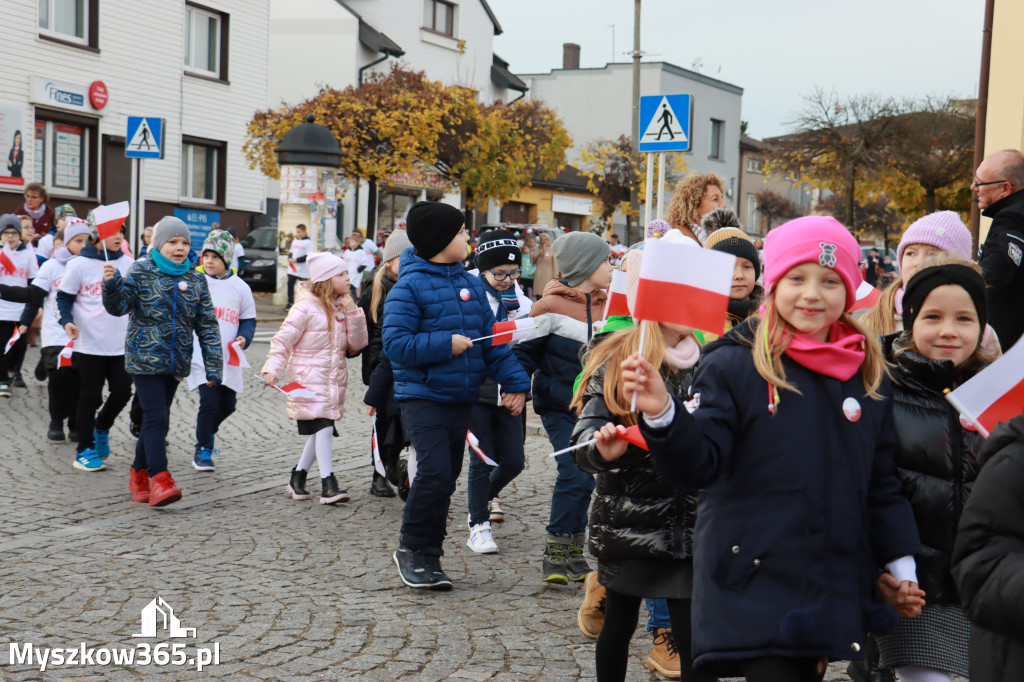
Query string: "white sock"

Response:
xmin=895 ymin=666 xmax=953 ymax=682
xmin=296 ymin=434 xmax=316 ymax=472
xmin=314 ymin=426 xmax=333 ymax=477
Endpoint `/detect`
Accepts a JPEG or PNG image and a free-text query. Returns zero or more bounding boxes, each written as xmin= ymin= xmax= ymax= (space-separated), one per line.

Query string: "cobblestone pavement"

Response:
xmin=0 ymin=332 xmax=923 ymax=680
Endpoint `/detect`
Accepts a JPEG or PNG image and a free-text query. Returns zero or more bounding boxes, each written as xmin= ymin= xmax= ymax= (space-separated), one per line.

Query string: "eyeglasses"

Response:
xmin=971 ymin=178 xmax=1007 ymax=188
xmin=488 ymin=268 xmax=522 ymax=281
xmin=24 ymin=194 xmax=41 ymax=200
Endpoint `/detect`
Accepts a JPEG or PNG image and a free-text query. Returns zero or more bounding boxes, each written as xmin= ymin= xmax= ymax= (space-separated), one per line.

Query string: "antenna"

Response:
xmin=608 ymin=24 xmax=615 ymax=62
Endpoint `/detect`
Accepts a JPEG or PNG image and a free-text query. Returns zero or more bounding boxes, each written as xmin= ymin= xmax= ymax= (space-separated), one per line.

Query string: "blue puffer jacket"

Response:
xmin=382 ymin=248 xmax=530 ymax=404
xmin=639 ymin=320 xmax=920 ymax=676
xmin=103 ymin=257 xmax=222 ymax=381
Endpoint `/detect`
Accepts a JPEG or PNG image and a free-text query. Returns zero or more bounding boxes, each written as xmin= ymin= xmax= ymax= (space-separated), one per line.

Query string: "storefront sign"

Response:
xmin=174 ymin=208 xmax=221 ymax=248
xmin=0 ymin=103 xmax=27 ymax=187
xmin=386 ymin=169 xmax=447 ymax=191
xmin=88 ymin=81 xmax=108 ymax=110
xmin=31 ymin=77 xmax=103 ymax=114
xmin=551 ymin=194 xmax=593 ymax=216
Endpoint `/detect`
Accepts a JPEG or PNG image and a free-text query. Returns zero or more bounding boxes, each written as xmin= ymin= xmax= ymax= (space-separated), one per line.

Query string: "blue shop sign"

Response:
xmin=173 ymin=208 xmax=221 ymax=248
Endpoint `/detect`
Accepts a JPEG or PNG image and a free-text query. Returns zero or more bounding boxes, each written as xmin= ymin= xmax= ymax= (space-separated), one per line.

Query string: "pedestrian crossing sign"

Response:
xmin=125 ymin=116 xmax=164 ymax=159
xmin=639 ymin=94 xmax=691 ymax=152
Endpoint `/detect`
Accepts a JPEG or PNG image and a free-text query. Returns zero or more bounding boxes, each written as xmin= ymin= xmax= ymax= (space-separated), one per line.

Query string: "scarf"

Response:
xmin=51 ymin=246 xmax=74 ymax=264
xmin=664 ymin=335 xmax=701 ymax=370
xmin=151 ymin=249 xmax=191 ymax=276
xmin=894 ymin=286 xmax=905 ymax=316
xmin=480 ymin=276 xmax=519 ymax=322
xmin=784 ymin=321 xmax=866 ymax=381
xmin=21 ymin=203 xmax=45 ymax=221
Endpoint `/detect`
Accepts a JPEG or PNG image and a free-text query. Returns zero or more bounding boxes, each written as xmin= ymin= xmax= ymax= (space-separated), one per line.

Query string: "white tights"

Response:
xmin=895 ymin=666 xmax=953 ymax=682
xmin=296 ymin=426 xmax=334 ymax=477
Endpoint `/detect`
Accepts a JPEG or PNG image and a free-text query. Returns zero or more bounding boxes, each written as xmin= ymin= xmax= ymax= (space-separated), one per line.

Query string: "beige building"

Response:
xmin=737 ymin=134 xmax=816 ymax=235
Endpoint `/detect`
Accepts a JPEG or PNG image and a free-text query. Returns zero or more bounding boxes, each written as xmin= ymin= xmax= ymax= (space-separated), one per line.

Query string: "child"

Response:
xmin=342 ymin=233 xmax=375 ymax=298
xmin=465 ymin=229 xmax=533 ymax=554
xmin=57 ymin=215 xmax=134 ymax=470
xmin=704 ymin=224 xmax=763 ymax=341
xmin=383 ymin=201 xmax=529 ymax=590
xmin=625 ymin=215 xmax=924 ymax=681
xmin=187 ymin=230 xmax=257 ymax=472
xmin=286 ymin=224 xmax=311 ymax=309
xmin=570 ymin=247 xmax=711 ymax=682
xmin=139 ymin=226 xmax=153 ymax=258
xmin=102 ymin=216 xmax=222 ymax=506
xmin=359 ymin=228 xmax=412 ymax=497
xmin=514 ymin=230 xmax=610 ymax=584
xmin=0 ymin=219 xmax=89 ymax=438
xmin=36 ymin=203 xmax=76 ymax=262
xmin=874 ymin=256 xmax=993 ymax=682
xmin=261 ymin=252 xmax=367 ymax=505
xmin=0 ymin=214 xmax=38 ymax=397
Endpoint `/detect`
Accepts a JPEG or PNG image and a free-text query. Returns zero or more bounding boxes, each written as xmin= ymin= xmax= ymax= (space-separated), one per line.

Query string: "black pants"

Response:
xmin=41 ymin=346 xmax=79 ymax=426
xmin=286 ymin=274 xmax=306 ymax=305
xmin=739 ymin=656 xmax=826 ymax=682
xmin=0 ymin=320 xmax=27 ymax=383
xmin=195 ymin=383 xmax=237 ymax=449
xmin=73 ymin=353 xmax=133 ymax=453
xmin=132 ymin=374 xmax=180 ymax=476
xmin=595 ymin=588 xmax=714 ymax=682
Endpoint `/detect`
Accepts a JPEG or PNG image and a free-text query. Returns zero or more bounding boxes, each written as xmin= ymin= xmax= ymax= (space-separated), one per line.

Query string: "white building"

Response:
xmin=0 ymin=0 xmax=270 ymax=243
xmin=267 ymin=0 xmax=527 ymax=237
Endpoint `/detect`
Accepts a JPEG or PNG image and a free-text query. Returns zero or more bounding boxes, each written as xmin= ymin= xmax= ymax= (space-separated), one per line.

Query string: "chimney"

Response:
xmin=563 ymin=43 xmax=580 ymax=70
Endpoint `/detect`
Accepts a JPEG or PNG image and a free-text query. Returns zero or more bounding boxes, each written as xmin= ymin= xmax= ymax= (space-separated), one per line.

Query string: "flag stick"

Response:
xmin=630 ymin=320 xmax=647 ymax=412
xmin=943 ymin=390 xmax=991 ymax=438
xmin=549 ymin=438 xmax=597 ymax=458
xmin=469 ymin=328 xmax=537 ymax=343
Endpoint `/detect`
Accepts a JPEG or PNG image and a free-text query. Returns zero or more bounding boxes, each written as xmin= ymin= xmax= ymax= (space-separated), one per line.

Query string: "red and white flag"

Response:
xmin=946 ymin=338 xmax=1024 ymax=438
xmin=227 ymin=340 xmax=250 ymax=368
xmin=487 ymin=318 xmax=538 ymax=345
xmin=93 ymin=201 xmax=130 ymax=240
xmin=632 ymin=238 xmax=735 ymax=335
xmin=270 ymin=381 xmax=317 ymax=399
xmin=619 ymin=424 xmax=648 ymax=450
xmin=4 ymin=326 xmax=21 ymax=354
xmin=289 ymin=262 xmax=298 ymax=273
xmin=466 ymin=430 xmax=497 ymax=466
xmin=0 ymin=245 xmax=16 ymax=276
xmin=849 ymin=281 xmax=883 ymax=312
xmin=604 ymin=269 xmax=630 ymax=318
xmin=58 ymin=340 xmax=74 ymax=368
xmin=372 ymin=423 xmax=386 ymax=476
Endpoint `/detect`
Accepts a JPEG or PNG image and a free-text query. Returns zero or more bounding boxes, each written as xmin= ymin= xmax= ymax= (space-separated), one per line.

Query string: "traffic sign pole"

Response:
xmin=656 ymin=152 xmax=667 ymax=221
xmin=644 ymin=152 xmax=654 ymax=227
xmin=129 ymin=158 xmax=139 ymax=256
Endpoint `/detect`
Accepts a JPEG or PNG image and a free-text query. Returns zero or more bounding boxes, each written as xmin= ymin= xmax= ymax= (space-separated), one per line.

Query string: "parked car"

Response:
xmin=239 ymin=227 xmax=278 ymax=292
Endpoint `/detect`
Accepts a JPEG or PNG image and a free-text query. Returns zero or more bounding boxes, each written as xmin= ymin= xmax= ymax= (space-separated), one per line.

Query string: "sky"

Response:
xmin=489 ymin=0 xmax=986 ymax=140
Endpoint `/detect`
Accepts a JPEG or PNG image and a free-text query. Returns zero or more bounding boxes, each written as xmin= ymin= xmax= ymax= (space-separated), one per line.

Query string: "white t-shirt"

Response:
xmin=29 ymin=258 xmax=70 ymax=348
xmin=58 ymin=254 xmax=134 ymax=356
xmin=0 ymin=246 xmax=39 ymax=321
xmin=290 ymin=238 xmax=312 ymax=279
xmin=36 ymin=233 xmax=55 ymax=261
xmin=188 ymin=273 xmax=257 ymax=393
xmin=231 ymin=242 xmax=244 ymax=271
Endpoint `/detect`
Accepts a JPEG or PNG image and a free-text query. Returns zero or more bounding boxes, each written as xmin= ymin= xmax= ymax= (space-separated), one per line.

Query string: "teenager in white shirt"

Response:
xmin=286 ymin=224 xmax=312 ymax=309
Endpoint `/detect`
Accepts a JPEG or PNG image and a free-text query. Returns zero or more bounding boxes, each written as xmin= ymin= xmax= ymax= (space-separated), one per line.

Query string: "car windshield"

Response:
xmin=242 ymin=229 xmax=277 ymax=250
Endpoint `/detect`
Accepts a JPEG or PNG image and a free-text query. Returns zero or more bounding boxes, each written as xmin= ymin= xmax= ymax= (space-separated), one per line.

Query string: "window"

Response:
xmin=709 ymin=119 xmax=724 ymax=160
xmin=746 ymin=193 xmax=759 ymax=230
xmin=746 ymin=158 xmax=764 ymax=173
xmin=185 ymin=4 xmax=229 ymax=80
xmin=181 ymin=140 xmax=220 ymax=203
xmin=39 ymin=0 xmax=98 ymax=48
xmin=554 ymin=213 xmax=583 ymax=232
xmin=423 ymin=0 xmax=455 ymax=36
xmin=33 ymin=111 xmax=96 ymax=197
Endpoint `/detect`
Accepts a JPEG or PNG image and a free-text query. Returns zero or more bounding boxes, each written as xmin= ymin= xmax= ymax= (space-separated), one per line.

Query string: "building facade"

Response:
xmin=738 ymin=134 xmax=816 ymax=235
xmin=0 ymin=0 xmax=270 ymax=243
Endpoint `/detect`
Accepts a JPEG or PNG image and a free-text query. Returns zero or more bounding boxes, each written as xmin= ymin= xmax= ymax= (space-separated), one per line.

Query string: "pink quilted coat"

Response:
xmin=261 ymin=282 xmax=368 ymax=421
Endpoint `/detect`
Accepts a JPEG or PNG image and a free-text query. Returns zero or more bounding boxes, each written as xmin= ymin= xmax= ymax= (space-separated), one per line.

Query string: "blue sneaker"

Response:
xmin=93 ymin=428 xmax=110 ymax=460
xmin=73 ymin=449 xmax=107 ymax=472
xmin=192 ymin=447 xmax=216 ymax=472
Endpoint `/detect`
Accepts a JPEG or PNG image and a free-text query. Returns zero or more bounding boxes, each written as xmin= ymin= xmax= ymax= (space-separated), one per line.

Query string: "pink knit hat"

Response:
xmin=307 ymin=252 xmax=346 ymax=283
xmin=896 ymin=211 xmax=972 ymax=266
xmin=763 ymin=215 xmax=863 ymax=311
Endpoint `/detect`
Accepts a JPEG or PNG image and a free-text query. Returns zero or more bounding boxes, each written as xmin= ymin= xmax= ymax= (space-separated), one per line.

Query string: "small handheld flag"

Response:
xmin=58 ymin=340 xmax=74 ymax=368
xmin=4 ymin=326 xmax=21 ymax=354
xmin=289 ymin=262 xmax=298 ymax=273
xmin=0 ymin=245 xmax=16 ymax=276
xmin=93 ymin=201 xmax=130 ymax=241
xmin=227 ymin=340 xmax=250 ymax=368
xmin=850 ymin=281 xmax=883 ymax=313
xmin=372 ymin=423 xmax=386 ymax=477
xmin=945 ymin=337 xmax=1024 ymax=438
xmin=604 ymin=269 xmax=630 ymax=318
xmin=549 ymin=424 xmax=650 ymax=458
xmin=467 ymin=430 xmax=497 ymax=466
xmin=471 ymin=318 xmax=538 ymax=345
xmin=268 ymin=381 xmax=317 ymax=399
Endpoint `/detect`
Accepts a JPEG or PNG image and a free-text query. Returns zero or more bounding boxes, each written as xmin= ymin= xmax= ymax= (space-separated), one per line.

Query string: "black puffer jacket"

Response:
xmin=571 ymin=364 xmax=697 ymax=561
xmin=951 ymin=416 xmax=1024 ymax=682
xmin=357 ymin=267 xmax=395 ymax=385
xmin=883 ymin=333 xmax=985 ymax=604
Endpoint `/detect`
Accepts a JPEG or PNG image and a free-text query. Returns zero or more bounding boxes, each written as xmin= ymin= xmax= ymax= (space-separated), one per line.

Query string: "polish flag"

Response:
xmin=946 ymin=337 xmax=1024 ymax=437
xmin=93 ymin=201 xmax=130 ymax=240
xmin=632 ymin=238 xmax=735 ymax=335
xmin=289 ymin=262 xmax=297 ymax=273
xmin=849 ymin=281 xmax=883 ymax=312
xmin=58 ymin=340 xmax=74 ymax=368
xmin=371 ymin=423 xmax=386 ymax=477
xmin=227 ymin=340 xmax=250 ymax=367
xmin=466 ymin=431 xmax=497 ymax=466
xmin=490 ymin=318 xmax=538 ymax=345
xmin=271 ymin=381 xmax=317 ymax=399
xmin=604 ymin=269 xmax=630 ymax=318
xmin=619 ymin=424 xmax=648 ymax=450
xmin=4 ymin=326 xmax=20 ymax=354
xmin=0 ymin=245 xmax=16 ymax=275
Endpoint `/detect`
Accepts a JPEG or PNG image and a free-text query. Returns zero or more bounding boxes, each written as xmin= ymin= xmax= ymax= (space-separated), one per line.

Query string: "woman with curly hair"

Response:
xmin=664 ymin=172 xmax=727 ymax=245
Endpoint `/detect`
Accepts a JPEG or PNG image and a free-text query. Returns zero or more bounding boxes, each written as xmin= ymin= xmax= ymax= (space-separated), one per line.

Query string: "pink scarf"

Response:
xmin=784 ymin=322 xmax=866 ymax=381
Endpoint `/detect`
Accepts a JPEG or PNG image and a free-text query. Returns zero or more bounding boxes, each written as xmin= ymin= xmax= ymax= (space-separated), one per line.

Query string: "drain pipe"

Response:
xmin=359 ymin=53 xmax=388 ymax=84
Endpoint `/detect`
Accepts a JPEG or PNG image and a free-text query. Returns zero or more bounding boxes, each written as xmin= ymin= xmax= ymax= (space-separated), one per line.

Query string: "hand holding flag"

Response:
xmin=58 ymin=340 xmax=74 ymax=368
xmin=4 ymin=325 xmax=21 ymax=354
xmin=470 ymin=318 xmax=538 ymax=345
xmin=263 ymin=379 xmax=317 ymax=399
xmin=549 ymin=424 xmax=648 ymax=458
xmin=227 ymin=340 xmax=250 ymax=368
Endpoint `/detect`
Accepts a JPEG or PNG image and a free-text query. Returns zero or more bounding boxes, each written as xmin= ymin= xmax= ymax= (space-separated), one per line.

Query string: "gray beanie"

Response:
xmin=0 ymin=214 xmax=21 ymax=236
xmin=382 ymin=229 xmax=413 ymax=263
xmin=553 ymin=231 xmax=610 ymax=287
xmin=152 ymin=216 xmax=191 ymax=251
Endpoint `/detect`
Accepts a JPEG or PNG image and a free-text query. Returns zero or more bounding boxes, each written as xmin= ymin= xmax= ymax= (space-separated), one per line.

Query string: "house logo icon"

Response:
xmin=132 ymin=597 xmax=196 ymax=638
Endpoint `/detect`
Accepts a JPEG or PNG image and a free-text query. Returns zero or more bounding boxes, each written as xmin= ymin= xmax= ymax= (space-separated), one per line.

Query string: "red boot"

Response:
xmin=149 ymin=471 xmax=182 ymax=507
xmin=129 ymin=467 xmax=150 ymax=503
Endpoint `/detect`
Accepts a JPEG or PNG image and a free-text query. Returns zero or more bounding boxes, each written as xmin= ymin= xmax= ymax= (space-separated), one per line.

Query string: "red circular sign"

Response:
xmin=88 ymin=81 xmax=108 ymax=110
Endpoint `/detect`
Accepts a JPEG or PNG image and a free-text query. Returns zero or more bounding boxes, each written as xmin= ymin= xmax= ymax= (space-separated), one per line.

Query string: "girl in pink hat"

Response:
xmin=619 ymin=215 xmax=924 ymax=681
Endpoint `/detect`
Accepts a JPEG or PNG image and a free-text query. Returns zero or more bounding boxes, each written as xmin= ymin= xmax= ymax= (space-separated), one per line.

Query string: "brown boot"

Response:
xmin=577 ymin=571 xmax=606 ymax=638
xmin=646 ymin=627 xmax=681 ymax=679
xmin=129 ymin=467 xmax=149 ymax=503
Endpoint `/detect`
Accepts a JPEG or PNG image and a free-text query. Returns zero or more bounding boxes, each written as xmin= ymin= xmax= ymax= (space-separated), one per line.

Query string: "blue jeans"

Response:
xmin=131 ymin=374 xmax=179 ymax=476
xmin=195 ymin=383 xmax=237 ymax=450
xmin=542 ymin=411 xmax=595 ymax=536
xmin=467 ymin=402 xmax=525 ymax=527
xmin=645 ymin=598 xmax=672 ymax=631
xmin=400 ymin=400 xmax=472 ymax=553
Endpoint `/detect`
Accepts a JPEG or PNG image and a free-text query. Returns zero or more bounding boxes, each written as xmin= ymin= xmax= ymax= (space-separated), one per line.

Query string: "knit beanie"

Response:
xmin=553 ymin=231 xmax=610 ymax=287
xmin=151 ymin=216 xmax=191 ymax=251
xmin=202 ymin=229 xmax=235 ymax=267
xmin=701 ymin=207 xmax=741 ymax=234
xmin=706 ymin=227 xmax=761 ymax=280
xmin=0 ymin=214 xmax=20 ymax=236
xmin=902 ymin=262 xmax=988 ymax=334
xmin=62 ymin=217 xmax=91 ymax=243
xmin=763 ymin=215 xmax=862 ymax=311
xmin=476 ymin=229 xmax=522 ymax=271
xmin=896 ymin=211 xmax=973 ymax=266
xmin=406 ymin=201 xmax=465 ymax=259
xmin=307 ymin=252 xmax=346 ymax=283
xmin=54 ymin=204 xmax=77 ymax=220
xmin=646 ymin=219 xmax=671 ymax=240
xmin=381 ymin=229 xmax=413 ymax=264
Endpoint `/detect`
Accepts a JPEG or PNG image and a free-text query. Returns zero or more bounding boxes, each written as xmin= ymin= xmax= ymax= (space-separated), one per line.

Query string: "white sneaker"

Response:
xmin=467 ymin=522 xmax=498 ymax=554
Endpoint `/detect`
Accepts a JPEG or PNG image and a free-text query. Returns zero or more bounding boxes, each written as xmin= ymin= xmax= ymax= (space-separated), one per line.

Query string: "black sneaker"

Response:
xmin=34 ymin=359 xmax=46 ymax=382
xmin=542 ymin=534 xmax=570 ymax=585
xmin=370 ymin=471 xmax=396 ymax=498
xmin=393 ymin=546 xmax=433 ymax=588
xmin=423 ymin=553 xmax=453 ymax=591
xmin=12 ymin=373 xmax=25 ymax=388
xmin=567 ymin=534 xmax=593 ymax=582
xmin=68 ymin=426 xmax=78 ymax=442
xmin=47 ymin=419 xmax=65 ymax=441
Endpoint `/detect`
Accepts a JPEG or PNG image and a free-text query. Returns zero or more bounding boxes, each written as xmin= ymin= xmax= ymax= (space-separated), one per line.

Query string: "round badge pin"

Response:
xmin=178 ymin=282 xmax=188 ymax=291
xmin=460 ymin=288 xmax=470 ymax=301
xmin=959 ymin=414 xmax=977 ymax=432
xmin=842 ymin=397 xmax=862 ymax=423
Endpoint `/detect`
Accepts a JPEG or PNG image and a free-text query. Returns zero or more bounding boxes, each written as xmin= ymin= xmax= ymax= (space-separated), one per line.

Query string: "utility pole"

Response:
xmin=629 ymin=0 xmax=641 ymax=244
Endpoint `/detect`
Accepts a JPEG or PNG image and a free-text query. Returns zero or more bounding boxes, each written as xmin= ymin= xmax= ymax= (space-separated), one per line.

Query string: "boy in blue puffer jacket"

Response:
xmin=103 ymin=216 xmax=222 ymax=508
xmin=383 ymin=201 xmax=530 ymax=591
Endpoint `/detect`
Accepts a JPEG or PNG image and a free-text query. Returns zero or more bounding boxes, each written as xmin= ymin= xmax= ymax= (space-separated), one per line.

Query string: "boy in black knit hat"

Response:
xmin=703 ymin=221 xmax=763 ymax=339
